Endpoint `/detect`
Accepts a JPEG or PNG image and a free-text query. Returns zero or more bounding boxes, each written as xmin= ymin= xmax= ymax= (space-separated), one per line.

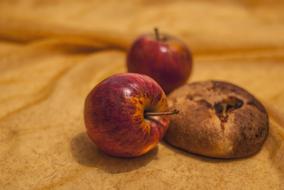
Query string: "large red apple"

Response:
xmin=127 ymin=28 xmax=193 ymax=94
xmin=84 ymin=73 xmax=177 ymax=157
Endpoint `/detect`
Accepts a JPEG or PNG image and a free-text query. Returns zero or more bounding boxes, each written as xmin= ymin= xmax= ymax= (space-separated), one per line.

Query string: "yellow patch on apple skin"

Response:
xmin=127 ymin=96 xmax=152 ymax=134
xmin=127 ymin=94 xmax=169 ymax=139
xmin=169 ymin=40 xmax=184 ymax=52
xmin=139 ymin=141 xmax=158 ymax=155
xmin=128 ymin=96 xmax=144 ymax=117
xmin=157 ymin=96 xmax=169 ymax=112
xmin=141 ymin=122 xmax=152 ymax=135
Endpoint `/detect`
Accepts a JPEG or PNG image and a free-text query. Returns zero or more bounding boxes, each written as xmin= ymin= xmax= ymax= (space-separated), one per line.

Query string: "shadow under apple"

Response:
xmin=70 ymin=132 xmax=158 ymax=174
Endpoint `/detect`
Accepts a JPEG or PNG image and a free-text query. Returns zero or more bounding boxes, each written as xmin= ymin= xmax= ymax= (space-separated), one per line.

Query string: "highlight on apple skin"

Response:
xmin=84 ymin=73 xmax=173 ymax=157
xmin=127 ymin=28 xmax=193 ymax=94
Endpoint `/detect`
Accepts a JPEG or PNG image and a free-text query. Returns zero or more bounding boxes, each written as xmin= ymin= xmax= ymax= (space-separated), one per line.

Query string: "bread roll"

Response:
xmin=165 ymin=81 xmax=269 ymax=158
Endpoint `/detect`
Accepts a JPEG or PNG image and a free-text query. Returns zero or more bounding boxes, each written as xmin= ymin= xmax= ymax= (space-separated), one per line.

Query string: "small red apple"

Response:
xmin=127 ymin=28 xmax=193 ymax=94
xmin=84 ymin=73 xmax=178 ymax=157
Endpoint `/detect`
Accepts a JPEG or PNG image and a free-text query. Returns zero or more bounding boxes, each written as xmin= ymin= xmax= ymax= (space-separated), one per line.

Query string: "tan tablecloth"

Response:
xmin=0 ymin=0 xmax=284 ymax=189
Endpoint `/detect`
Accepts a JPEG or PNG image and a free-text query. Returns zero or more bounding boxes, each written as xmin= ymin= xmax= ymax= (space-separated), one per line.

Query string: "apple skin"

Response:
xmin=84 ymin=73 xmax=169 ymax=157
xmin=127 ymin=32 xmax=193 ymax=94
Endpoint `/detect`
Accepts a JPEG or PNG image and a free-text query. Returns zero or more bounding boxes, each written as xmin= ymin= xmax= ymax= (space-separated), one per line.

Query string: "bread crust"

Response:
xmin=165 ymin=81 xmax=269 ymax=158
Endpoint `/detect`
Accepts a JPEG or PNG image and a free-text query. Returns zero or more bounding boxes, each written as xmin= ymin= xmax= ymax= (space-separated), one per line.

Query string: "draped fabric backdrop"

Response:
xmin=0 ymin=0 xmax=284 ymax=189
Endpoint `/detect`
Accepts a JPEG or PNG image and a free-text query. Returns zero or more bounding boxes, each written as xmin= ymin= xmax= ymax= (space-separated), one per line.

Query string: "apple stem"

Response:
xmin=145 ymin=109 xmax=179 ymax=117
xmin=154 ymin=27 xmax=160 ymax=41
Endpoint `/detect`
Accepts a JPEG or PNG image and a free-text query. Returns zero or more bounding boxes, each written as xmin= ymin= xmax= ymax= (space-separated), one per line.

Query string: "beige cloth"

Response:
xmin=0 ymin=0 xmax=284 ymax=189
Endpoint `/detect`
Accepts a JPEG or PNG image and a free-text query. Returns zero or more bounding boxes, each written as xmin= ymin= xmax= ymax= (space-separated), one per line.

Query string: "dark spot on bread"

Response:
xmin=214 ymin=96 xmax=243 ymax=123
